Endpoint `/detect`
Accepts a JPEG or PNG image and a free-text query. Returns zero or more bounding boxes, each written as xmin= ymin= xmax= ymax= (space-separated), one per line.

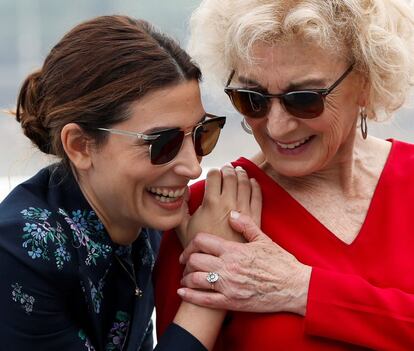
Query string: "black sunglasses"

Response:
xmin=224 ymin=64 xmax=354 ymax=119
xmin=98 ymin=114 xmax=226 ymax=165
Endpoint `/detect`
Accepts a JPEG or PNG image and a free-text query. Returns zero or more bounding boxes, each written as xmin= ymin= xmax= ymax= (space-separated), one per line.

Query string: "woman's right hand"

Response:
xmin=177 ymin=164 xmax=262 ymax=247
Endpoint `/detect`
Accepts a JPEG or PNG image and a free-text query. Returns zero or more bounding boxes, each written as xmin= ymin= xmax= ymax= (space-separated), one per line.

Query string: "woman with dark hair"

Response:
xmin=0 ymin=15 xmax=260 ymax=350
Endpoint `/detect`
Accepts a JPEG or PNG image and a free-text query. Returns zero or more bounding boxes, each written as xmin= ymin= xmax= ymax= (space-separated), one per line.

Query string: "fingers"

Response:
xmin=235 ymin=166 xmax=251 ymax=214
xmin=175 ymin=187 xmax=191 ymax=235
xmin=183 ymin=252 xmax=222 ymax=275
xmin=250 ymin=178 xmax=262 ymax=227
xmin=177 ymin=288 xmax=229 ymax=310
xmin=229 ymin=211 xmax=270 ymax=243
xmin=221 ymin=164 xmax=237 ymax=198
xmin=180 ymin=232 xmax=228 ymax=264
xmin=203 ymin=168 xmax=222 ymax=203
xmin=181 ymin=271 xmax=222 ymax=291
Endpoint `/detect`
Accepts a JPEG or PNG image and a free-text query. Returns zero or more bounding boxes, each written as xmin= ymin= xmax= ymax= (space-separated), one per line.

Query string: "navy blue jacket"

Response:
xmin=0 ymin=164 xmax=205 ymax=351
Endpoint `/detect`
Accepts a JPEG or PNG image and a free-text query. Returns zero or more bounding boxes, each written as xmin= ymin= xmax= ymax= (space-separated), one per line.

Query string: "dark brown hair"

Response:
xmin=15 ymin=15 xmax=201 ymax=165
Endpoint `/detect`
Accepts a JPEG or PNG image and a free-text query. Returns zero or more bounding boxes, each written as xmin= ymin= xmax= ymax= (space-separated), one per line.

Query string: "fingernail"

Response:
xmin=230 ymin=210 xmax=240 ymax=219
xmin=179 ymin=254 xmax=184 ymax=264
xmin=235 ymin=166 xmax=245 ymax=172
xmin=177 ymin=288 xmax=186 ymax=297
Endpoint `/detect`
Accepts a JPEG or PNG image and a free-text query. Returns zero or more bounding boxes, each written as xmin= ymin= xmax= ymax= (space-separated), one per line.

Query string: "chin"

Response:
xmin=144 ymin=213 xmax=183 ymax=232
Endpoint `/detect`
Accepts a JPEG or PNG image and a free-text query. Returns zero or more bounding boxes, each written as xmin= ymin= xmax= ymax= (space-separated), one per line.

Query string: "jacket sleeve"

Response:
xmin=305 ymin=267 xmax=414 ymax=350
xmin=155 ymin=323 xmax=207 ymax=351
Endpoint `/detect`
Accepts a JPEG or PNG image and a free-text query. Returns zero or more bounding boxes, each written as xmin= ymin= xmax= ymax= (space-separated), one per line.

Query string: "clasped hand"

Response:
xmin=177 ymin=164 xmax=311 ymax=316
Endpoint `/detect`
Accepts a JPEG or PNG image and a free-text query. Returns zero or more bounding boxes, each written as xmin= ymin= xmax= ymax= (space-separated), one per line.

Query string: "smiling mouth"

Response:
xmin=146 ymin=187 xmax=186 ymax=203
xmin=276 ymin=136 xmax=314 ymax=149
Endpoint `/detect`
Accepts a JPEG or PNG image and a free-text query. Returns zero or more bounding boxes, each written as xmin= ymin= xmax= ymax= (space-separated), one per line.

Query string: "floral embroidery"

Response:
xmin=139 ymin=232 xmax=155 ymax=268
xmin=78 ymin=329 xmax=96 ymax=351
xmin=21 ymin=207 xmax=70 ymax=270
xmin=88 ymin=265 xmax=110 ymax=315
xmin=11 ymin=283 xmax=35 ymax=315
xmin=59 ymin=209 xmax=112 ymax=265
xmin=106 ymin=311 xmax=130 ymax=350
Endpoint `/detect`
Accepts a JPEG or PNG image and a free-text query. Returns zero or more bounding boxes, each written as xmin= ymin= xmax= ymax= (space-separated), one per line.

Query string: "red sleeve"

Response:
xmin=306 ymin=267 xmax=414 ymax=350
xmin=154 ymin=180 xmax=206 ymax=337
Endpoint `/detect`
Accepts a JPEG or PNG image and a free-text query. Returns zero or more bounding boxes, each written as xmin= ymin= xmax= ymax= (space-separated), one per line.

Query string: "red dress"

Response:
xmin=154 ymin=139 xmax=414 ymax=350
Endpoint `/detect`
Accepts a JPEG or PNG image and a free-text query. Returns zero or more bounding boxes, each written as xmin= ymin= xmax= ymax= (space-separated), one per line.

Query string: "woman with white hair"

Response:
xmin=155 ymin=0 xmax=414 ymax=349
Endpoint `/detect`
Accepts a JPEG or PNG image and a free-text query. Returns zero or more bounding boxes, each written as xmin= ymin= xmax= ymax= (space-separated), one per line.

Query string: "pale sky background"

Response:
xmin=1 ymin=0 xmax=414 ymax=201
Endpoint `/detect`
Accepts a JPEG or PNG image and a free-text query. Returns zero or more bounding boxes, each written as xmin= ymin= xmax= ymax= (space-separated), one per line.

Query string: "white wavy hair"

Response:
xmin=188 ymin=0 xmax=414 ymax=120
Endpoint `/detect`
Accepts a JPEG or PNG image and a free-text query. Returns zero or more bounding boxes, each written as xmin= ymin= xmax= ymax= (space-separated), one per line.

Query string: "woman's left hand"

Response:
xmin=178 ymin=212 xmax=312 ymax=316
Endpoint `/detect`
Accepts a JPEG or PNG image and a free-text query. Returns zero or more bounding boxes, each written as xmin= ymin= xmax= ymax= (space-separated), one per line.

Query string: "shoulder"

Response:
xmin=386 ymin=139 xmax=414 ymax=172
xmin=0 ymin=191 xmax=78 ymax=278
xmin=0 ymin=165 xmax=104 ymax=278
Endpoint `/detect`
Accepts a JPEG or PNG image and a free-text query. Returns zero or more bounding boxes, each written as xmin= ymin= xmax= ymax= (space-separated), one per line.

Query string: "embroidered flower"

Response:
xmin=21 ymin=207 xmax=69 ymax=268
xmin=23 ymin=223 xmax=37 ymax=233
xmin=54 ymin=245 xmax=71 ymax=269
xmin=78 ymin=329 xmax=96 ymax=351
xmin=88 ymin=277 xmax=105 ymax=314
xmin=11 ymin=283 xmax=35 ymax=315
xmin=59 ymin=208 xmax=112 ymax=266
xmin=106 ymin=311 xmax=130 ymax=350
xmin=28 ymin=247 xmax=42 ymax=259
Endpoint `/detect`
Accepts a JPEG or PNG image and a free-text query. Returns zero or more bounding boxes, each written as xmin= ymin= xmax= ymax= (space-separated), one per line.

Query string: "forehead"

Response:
xmin=235 ymin=38 xmax=347 ymax=83
xmin=120 ymin=80 xmax=204 ymax=132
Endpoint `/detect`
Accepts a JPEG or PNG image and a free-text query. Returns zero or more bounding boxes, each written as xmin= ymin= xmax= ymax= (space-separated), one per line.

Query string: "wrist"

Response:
xmin=287 ymin=265 xmax=312 ymax=316
xmin=173 ymin=301 xmax=226 ymax=350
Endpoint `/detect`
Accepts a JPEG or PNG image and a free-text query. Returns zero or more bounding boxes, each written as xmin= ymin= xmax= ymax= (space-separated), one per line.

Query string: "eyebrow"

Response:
xmin=143 ymin=114 xmax=207 ymax=135
xmin=237 ymin=75 xmax=327 ymax=93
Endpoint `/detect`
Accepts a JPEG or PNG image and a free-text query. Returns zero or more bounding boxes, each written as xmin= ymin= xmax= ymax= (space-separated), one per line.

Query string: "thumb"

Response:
xmin=229 ymin=211 xmax=270 ymax=242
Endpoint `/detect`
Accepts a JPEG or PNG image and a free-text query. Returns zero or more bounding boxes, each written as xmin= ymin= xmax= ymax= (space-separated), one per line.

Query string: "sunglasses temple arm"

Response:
xmin=225 ymin=70 xmax=235 ymax=87
xmin=325 ymin=64 xmax=354 ymax=95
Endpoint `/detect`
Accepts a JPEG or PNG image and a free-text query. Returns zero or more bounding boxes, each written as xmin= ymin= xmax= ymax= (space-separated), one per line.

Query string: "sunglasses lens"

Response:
xmin=227 ymin=90 xmax=268 ymax=118
xmin=150 ymin=129 xmax=184 ymax=165
xmin=194 ymin=118 xmax=226 ymax=156
xmin=282 ymin=91 xmax=324 ymax=119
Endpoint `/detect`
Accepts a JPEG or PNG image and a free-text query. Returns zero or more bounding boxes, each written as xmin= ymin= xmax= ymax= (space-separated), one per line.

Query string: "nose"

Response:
xmin=173 ymin=135 xmax=202 ymax=180
xmin=265 ymin=99 xmax=299 ymax=139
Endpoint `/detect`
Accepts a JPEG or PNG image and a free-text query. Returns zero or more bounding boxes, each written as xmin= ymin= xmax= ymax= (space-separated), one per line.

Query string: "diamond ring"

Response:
xmin=206 ymin=272 xmax=219 ymax=290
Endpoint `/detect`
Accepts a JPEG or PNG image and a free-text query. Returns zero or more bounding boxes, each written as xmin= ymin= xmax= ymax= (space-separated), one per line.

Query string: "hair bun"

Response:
xmin=16 ymin=70 xmax=52 ymax=154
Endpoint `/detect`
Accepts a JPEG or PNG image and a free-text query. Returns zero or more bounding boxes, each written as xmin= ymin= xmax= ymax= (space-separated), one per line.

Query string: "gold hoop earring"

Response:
xmin=241 ymin=118 xmax=253 ymax=135
xmin=360 ymin=107 xmax=368 ymax=140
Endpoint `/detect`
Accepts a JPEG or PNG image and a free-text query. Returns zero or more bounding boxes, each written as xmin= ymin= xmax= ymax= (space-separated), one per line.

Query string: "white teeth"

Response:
xmin=276 ymin=136 xmax=312 ymax=149
xmin=155 ymin=195 xmax=180 ymax=203
xmin=147 ymin=186 xmax=186 ymax=201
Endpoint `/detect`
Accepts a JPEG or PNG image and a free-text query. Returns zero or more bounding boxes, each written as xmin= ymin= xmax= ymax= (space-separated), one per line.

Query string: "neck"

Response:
xmin=75 ymin=174 xmax=141 ymax=245
xmin=265 ymin=132 xmax=385 ymax=197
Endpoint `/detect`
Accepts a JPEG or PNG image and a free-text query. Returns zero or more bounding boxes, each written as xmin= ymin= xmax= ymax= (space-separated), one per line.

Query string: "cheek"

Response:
xmin=249 ymin=119 xmax=267 ymax=140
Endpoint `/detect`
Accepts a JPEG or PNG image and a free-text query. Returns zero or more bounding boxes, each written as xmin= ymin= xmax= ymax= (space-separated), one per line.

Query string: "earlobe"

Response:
xmin=61 ymin=123 xmax=92 ymax=170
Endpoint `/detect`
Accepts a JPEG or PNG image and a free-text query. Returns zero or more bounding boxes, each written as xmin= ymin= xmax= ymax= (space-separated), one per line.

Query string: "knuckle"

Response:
xmin=193 ymin=233 xmax=204 ymax=245
xmin=201 ymin=294 xmax=215 ymax=306
xmin=189 ymin=274 xmax=199 ymax=285
xmin=187 ymin=254 xmax=198 ymax=268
